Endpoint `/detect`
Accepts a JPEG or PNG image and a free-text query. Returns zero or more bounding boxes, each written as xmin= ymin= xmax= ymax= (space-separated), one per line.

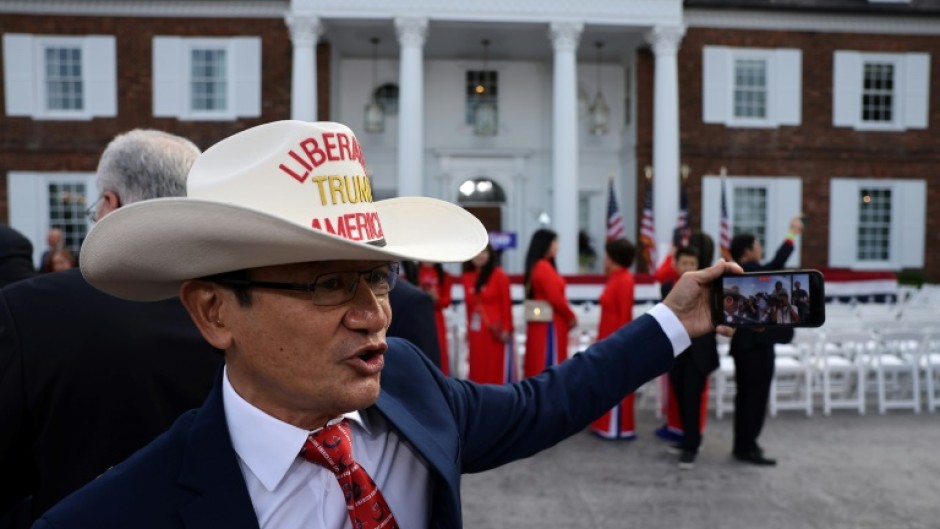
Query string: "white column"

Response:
xmin=284 ymin=14 xmax=321 ymax=121
xmin=395 ymin=17 xmax=428 ymax=197
xmin=549 ymin=21 xmax=583 ymax=275
xmin=645 ymin=25 xmax=685 ymax=256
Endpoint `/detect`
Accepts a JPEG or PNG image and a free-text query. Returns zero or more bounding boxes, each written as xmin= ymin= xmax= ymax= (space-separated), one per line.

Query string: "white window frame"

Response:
xmin=832 ymin=51 xmax=930 ymax=131
xmin=829 ymin=178 xmax=925 ymax=270
xmin=153 ymin=36 xmax=261 ymax=121
xmin=7 ymin=171 xmax=98 ymax=267
xmin=3 ymin=33 xmax=117 ymax=120
xmin=702 ymin=175 xmax=803 ymax=267
xmin=703 ymin=46 xmax=802 ymax=128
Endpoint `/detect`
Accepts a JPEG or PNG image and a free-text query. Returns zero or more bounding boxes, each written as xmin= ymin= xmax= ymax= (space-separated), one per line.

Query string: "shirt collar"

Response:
xmin=222 ymin=366 xmax=365 ymax=492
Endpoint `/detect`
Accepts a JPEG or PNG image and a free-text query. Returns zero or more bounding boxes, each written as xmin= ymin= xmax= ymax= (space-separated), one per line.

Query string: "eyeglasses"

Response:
xmin=84 ymin=195 xmax=104 ymax=223
xmin=211 ymin=262 xmax=400 ymax=307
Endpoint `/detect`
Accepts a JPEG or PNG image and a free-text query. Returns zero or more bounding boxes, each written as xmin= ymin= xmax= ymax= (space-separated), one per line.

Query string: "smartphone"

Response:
xmin=711 ymin=269 xmax=825 ymax=328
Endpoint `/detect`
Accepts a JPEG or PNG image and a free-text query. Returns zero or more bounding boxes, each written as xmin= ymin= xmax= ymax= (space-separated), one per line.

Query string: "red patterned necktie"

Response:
xmin=300 ymin=419 xmax=399 ymax=529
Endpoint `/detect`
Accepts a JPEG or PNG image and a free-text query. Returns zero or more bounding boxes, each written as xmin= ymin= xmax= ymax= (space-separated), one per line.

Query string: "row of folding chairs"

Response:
xmin=712 ymin=326 xmax=940 ymax=418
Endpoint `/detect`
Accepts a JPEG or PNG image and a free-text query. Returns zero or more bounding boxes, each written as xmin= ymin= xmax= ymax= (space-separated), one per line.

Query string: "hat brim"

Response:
xmin=80 ymin=196 xmax=488 ymax=301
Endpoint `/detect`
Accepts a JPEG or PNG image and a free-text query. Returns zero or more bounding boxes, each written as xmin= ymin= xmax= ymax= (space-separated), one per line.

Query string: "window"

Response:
xmin=833 ymin=51 xmax=930 ymax=130
xmin=830 ymin=179 xmax=925 ymax=269
xmin=465 ymin=70 xmax=498 ymax=125
xmin=701 ymin=176 xmax=802 ymax=267
xmin=702 ymin=46 xmax=801 ymax=128
xmin=45 ymin=46 xmax=84 ymax=111
xmin=190 ymin=48 xmax=227 ymax=112
xmin=734 ymin=59 xmax=767 ymax=119
xmin=862 ymin=62 xmax=894 ymax=123
xmin=732 ymin=186 xmax=768 ymax=247
xmin=857 ymin=188 xmax=891 ymax=262
xmin=7 ymin=172 xmax=98 ymax=266
xmin=153 ymin=36 xmax=261 ymax=120
xmin=3 ymin=34 xmax=116 ymax=119
xmin=47 ymin=181 xmax=92 ymax=254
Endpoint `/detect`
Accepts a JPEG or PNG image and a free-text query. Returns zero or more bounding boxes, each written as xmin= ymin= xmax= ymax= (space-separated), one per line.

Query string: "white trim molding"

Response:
xmin=685 ymin=8 xmax=940 ymax=36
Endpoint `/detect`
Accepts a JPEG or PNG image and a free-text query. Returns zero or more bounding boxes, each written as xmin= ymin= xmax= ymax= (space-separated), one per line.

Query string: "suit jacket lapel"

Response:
xmin=177 ymin=372 xmax=260 ymax=529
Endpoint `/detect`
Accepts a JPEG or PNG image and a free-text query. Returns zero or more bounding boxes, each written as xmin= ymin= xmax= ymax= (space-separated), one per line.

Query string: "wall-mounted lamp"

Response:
xmin=364 ymin=37 xmax=385 ymax=133
xmin=589 ymin=41 xmax=610 ymax=136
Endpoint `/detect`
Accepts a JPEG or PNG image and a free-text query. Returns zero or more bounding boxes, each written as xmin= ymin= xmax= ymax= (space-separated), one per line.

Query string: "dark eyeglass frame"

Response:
xmin=84 ymin=195 xmax=104 ymax=223
xmin=210 ymin=262 xmax=400 ymax=307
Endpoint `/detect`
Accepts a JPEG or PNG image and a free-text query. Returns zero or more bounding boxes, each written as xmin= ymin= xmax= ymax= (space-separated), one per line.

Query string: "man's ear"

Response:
xmin=180 ymin=280 xmax=234 ymax=350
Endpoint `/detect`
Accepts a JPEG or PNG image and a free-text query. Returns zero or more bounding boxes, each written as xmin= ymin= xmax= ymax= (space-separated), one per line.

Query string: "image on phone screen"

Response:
xmin=720 ymin=272 xmax=817 ymax=326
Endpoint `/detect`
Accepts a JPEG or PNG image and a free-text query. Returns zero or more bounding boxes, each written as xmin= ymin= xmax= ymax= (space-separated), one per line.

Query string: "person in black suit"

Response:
xmin=388 ymin=278 xmax=444 ymax=370
xmin=0 ymin=130 xmax=222 ymax=528
xmin=0 ymin=224 xmax=36 ymax=288
xmin=728 ymin=214 xmax=803 ymax=466
xmin=665 ymin=238 xmax=721 ymax=469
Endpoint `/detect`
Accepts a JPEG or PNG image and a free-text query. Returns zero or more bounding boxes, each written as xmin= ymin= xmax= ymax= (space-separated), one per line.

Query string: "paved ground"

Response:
xmin=461 ymin=408 xmax=940 ymax=529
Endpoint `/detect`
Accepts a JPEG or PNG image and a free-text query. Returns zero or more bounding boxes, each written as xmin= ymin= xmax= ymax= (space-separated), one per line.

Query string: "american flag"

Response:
xmin=719 ymin=174 xmax=732 ymax=261
xmin=606 ymin=179 xmax=625 ymax=241
xmin=639 ymin=185 xmax=657 ymax=270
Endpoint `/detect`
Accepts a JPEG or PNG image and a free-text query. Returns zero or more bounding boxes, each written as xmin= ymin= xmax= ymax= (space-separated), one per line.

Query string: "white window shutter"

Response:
xmin=897 ymin=180 xmax=926 ymax=267
xmin=232 ymin=37 xmax=261 ymax=117
xmin=83 ymin=36 xmax=117 ymax=117
xmin=902 ymin=53 xmax=930 ymax=130
xmin=828 ymin=179 xmax=857 ymax=267
xmin=773 ymin=49 xmax=802 ymax=126
xmin=702 ymin=47 xmax=730 ymax=124
xmin=153 ymin=37 xmax=182 ymax=117
xmin=832 ymin=51 xmax=861 ymax=128
xmin=701 ymin=176 xmax=722 ymax=246
xmin=3 ymin=34 xmax=36 ymax=117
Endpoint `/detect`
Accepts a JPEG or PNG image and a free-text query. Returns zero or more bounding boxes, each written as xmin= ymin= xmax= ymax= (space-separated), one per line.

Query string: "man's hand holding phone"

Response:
xmin=663 ymin=259 xmax=743 ymax=339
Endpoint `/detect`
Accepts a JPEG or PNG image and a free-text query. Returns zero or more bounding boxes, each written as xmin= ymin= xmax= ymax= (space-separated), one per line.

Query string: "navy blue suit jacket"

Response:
xmin=34 ymin=314 xmax=673 ymax=529
xmin=387 ymin=279 xmax=442 ymax=369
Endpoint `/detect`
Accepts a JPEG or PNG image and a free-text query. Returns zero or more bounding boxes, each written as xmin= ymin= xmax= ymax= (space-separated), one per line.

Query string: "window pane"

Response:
xmin=191 ymin=48 xmax=227 ymax=112
xmin=733 ymin=59 xmax=767 ymax=119
xmin=46 ymin=182 xmax=90 ymax=255
xmin=861 ymin=62 xmax=894 ymax=123
xmin=732 ymin=186 xmax=767 ymax=248
xmin=45 ymin=46 xmax=83 ymax=111
xmin=857 ymin=188 xmax=891 ymax=261
xmin=465 ymin=70 xmax=498 ymax=125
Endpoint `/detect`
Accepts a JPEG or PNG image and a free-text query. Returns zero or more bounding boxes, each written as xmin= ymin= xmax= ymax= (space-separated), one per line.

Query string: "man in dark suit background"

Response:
xmin=388 ymin=278 xmax=444 ymax=370
xmin=0 ymin=224 xmax=36 ymax=288
xmin=0 ymin=130 xmax=222 ymax=528
xmin=728 ymin=214 xmax=803 ymax=466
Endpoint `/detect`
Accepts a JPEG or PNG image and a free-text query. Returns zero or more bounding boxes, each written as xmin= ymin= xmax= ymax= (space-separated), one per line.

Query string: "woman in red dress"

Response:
xmin=418 ymin=261 xmax=453 ymax=376
xmin=522 ymin=229 xmax=577 ymax=378
xmin=461 ymin=244 xmax=516 ymax=384
xmin=590 ymin=238 xmax=638 ymax=439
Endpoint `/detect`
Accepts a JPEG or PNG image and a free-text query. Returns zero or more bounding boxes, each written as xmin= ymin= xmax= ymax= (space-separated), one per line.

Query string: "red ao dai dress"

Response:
xmin=523 ymin=260 xmax=577 ymax=378
xmin=461 ymin=266 xmax=517 ymax=384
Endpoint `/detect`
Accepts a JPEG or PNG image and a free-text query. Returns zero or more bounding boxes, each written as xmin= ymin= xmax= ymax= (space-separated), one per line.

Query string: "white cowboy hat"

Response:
xmin=80 ymin=120 xmax=488 ymax=301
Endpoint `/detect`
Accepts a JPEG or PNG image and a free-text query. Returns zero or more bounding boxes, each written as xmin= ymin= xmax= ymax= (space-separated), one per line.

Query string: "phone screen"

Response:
xmin=714 ymin=270 xmax=825 ymax=328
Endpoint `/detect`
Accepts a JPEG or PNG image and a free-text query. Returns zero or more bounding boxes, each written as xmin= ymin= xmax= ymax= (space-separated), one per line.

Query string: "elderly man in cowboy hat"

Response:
xmin=36 ymin=121 xmax=740 ymax=529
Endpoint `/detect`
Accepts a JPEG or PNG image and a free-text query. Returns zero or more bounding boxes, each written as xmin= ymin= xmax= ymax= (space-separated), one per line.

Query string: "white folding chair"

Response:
xmin=712 ymin=339 xmax=736 ymax=419
xmin=769 ymin=329 xmax=817 ymax=417
xmin=870 ymin=329 xmax=924 ymax=414
xmin=923 ymin=333 xmax=940 ymax=413
xmin=816 ymin=330 xmax=870 ymax=415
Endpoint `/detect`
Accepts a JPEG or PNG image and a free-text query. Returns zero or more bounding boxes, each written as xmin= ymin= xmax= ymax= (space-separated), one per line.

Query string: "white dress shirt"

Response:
xmin=222 ymin=368 xmax=432 ymax=529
